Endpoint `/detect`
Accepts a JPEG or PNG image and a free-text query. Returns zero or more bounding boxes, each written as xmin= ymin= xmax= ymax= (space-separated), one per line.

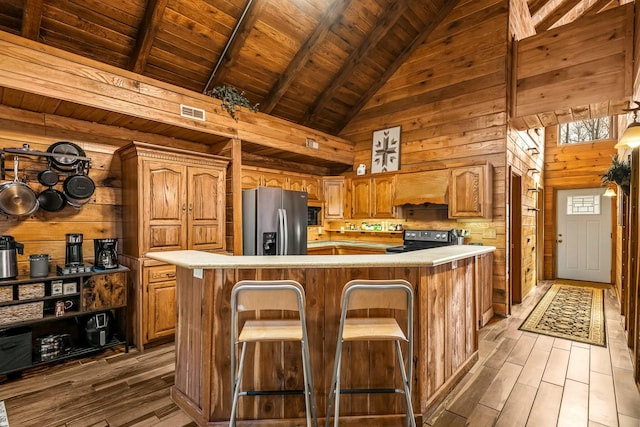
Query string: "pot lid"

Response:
xmin=47 ymin=142 xmax=86 ymax=172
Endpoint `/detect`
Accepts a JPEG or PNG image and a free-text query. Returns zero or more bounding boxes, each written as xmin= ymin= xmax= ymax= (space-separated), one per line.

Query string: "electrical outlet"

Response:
xmin=306 ymin=138 xmax=319 ymax=149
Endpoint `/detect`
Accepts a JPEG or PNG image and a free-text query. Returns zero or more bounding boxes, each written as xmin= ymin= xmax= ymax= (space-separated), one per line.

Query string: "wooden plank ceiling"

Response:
xmin=0 ymin=0 xmax=628 ymax=143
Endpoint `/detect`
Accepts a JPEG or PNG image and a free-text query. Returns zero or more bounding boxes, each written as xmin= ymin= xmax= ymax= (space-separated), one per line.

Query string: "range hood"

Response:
xmin=394 ymin=170 xmax=449 ymax=206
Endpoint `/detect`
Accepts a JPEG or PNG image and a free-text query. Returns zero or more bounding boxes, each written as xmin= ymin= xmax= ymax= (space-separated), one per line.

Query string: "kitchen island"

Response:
xmin=146 ymin=246 xmax=495 ymax=426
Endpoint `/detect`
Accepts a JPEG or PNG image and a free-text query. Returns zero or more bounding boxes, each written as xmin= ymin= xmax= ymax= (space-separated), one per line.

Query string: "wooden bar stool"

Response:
xmin=325 ymin=279 xmax=416 ymax=427
xmin=229 ymin=280 xmax=318 ymax=427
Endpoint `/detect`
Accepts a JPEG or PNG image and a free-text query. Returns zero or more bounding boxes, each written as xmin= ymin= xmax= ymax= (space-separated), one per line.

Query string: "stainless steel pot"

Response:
xmin=0 ymin=157 xmax=39 ymax=217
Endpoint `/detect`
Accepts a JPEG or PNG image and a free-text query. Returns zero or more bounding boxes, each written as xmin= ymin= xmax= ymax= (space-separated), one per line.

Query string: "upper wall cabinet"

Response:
xmin=323 ymin=177 xmax=345 ymax=219
xmin=351 ymin=175 xmax=396 ymax=219
xmin=448 ymin=164 xmax=492 ymax=219
xmin=242 ymin=167 xmax=322 ymax=201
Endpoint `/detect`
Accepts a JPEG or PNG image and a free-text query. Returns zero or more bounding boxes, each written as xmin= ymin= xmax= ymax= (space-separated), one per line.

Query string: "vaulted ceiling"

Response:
xmin=0 ymin=0 xmax=628 ymax=139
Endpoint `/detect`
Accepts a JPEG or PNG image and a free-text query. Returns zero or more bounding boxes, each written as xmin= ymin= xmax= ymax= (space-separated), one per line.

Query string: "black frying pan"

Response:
xmin=38 ymin=188 xmax=66 ymax=212
xmin=38 ymin=167 xmax=59 ymax=187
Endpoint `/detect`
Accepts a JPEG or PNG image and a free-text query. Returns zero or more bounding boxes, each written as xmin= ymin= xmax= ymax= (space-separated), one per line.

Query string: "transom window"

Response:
xmin=558 ymin=117 xmax=613 ymax=145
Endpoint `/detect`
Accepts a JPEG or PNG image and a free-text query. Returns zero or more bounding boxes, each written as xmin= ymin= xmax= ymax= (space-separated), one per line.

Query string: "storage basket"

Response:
xmin=0 ymin=301 xmax=44 ymax=325
xmin=0 ymin=287 xmax=12 ymax=303
xmin=18 ymin=283 xmax=45 ymax=300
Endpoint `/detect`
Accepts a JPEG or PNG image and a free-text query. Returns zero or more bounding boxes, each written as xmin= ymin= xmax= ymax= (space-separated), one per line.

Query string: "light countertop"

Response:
xmin=145 ymin=245 xmax=495 ymax=269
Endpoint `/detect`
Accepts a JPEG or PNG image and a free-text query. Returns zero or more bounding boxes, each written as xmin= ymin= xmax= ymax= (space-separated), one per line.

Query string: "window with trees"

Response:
xmin=558 ymin=117 xmax=613 ymax=145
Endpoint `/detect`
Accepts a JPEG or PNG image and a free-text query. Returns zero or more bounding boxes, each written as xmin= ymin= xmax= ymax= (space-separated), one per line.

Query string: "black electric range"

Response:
xmin=386 ymin=229 xmax=454 ymax=253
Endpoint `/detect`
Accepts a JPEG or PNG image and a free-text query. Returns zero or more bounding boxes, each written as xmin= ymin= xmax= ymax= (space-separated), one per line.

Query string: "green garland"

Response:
xmin=206 ymin=85 xmax=259 ymax=121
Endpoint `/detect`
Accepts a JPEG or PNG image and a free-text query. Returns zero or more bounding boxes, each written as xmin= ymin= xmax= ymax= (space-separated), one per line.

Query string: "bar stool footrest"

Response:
xmin=340 ymin=388 xmax=403 ymax=395
xmin=243 ymin=389 xmax=305 ymax=396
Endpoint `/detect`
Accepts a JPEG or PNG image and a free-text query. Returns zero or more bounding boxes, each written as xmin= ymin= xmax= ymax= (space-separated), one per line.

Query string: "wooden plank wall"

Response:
xmin=513 ymin=4 xmax=634 ymax=127
xmin=507 ymin=128 xmax=544 ymax=300
xmin=542 ymin=126 xmax=617 ymax=280
xmin=0 ymin=106 xmax=213 ymax=274
xmin=341 ymin=0 xmax=510 ymax=315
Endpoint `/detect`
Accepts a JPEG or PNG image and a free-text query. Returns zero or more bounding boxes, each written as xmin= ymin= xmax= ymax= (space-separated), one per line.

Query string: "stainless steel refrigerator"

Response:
xmin=242 ymin=187 xmax=308 ymax=255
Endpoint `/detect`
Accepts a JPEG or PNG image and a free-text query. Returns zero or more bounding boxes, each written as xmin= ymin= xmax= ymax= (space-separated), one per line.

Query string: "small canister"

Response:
xmin=29 ymin=254 xmax=49 ymax=278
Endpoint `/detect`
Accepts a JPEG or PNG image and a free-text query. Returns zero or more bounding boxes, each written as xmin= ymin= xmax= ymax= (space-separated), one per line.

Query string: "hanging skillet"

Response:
xmin=0 ymin=157 xmax=39 ymax=217
xmin=63 ymin=162 xmax=95 ymax=207
xmin=47 ymin=141 xmax=86 ymax=172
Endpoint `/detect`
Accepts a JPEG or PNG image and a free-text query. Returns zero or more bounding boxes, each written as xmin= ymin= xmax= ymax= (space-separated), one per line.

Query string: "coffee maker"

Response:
xmin=0 ymin=235 xmax=24 ymax=279
xmin=65 ymin=233 xmax=83 ymax=266
xmin=94 ymin=238 xmax=118 ymax=270
xmin=57 ymin=233 xmax=90 ymax=275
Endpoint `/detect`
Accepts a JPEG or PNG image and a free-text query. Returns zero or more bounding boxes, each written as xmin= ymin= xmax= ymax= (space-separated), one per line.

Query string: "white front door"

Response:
xmin=556 ymin=188 xmax=612 ymax=283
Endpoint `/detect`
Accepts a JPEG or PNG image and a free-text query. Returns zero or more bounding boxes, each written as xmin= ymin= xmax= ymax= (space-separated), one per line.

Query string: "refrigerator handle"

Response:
xmin=282 ymin=208 xmax=289 ymax=255
xmin=277 ymin=208 xmax=285 ymax=255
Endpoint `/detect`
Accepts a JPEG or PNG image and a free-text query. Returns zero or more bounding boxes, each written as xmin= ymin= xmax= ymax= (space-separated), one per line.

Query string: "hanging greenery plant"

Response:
xmin=206 ymin=85 xmax=259 ymax=121
xmin=602 ymin=154 xmax=631 ymax=196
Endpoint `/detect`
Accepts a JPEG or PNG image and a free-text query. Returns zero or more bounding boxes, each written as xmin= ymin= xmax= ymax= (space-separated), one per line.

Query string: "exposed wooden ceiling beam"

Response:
xmin=206 ymin=0 xmax=266 ymax=92
xmin=535 ymin=0 xmax=583 ymax=32
xmin=332 ymin=0 xmax=459 ymax=133
xmin=21 ymin=0 xmax=44 ymax=40
xmin=302 ymin=0 xmax=417 ymax=125
xmin=129 ymin=0 xmax=169 ymax=74
xmin=260 ymin=0 xmax=352 ymax=114
xmin=584 ymin=0 xmax=613 ymax=16
xmin=528 ymin=0 xmax=552 ymax=16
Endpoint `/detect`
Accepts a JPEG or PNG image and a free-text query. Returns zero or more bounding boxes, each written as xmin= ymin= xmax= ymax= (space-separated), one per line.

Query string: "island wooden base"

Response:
xmin=170 ymin=256 xmax=488 ymax=425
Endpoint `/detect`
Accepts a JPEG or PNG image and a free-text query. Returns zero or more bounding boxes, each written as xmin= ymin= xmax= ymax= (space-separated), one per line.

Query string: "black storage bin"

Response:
xmin=0 ymin=329 xmax=32 ymax=374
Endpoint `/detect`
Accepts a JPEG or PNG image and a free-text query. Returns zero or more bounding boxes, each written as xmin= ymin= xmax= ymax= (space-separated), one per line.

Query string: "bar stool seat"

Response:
xmin=325 ymin=279 xmax=416 ymax=427
xmin=230 ymin=280 xmax=318 ymax=427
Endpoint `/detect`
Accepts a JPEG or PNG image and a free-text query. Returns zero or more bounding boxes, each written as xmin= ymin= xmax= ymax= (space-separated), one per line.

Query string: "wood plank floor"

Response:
xmin=0 ymin=280 xmax=638 ymax=426
xmin=425 ymin=281 xmax=640 ymax=427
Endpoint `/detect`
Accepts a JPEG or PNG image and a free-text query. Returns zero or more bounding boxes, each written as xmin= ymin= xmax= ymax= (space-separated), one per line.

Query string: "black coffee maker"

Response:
xmin=65 ymin=233 xmax=83 ymax=266
xmin=94 ymin=238 xmax=118 ymax=270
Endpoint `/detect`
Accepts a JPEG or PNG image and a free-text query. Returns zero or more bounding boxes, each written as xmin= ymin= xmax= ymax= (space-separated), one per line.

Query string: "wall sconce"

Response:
xmin=603 ymin=187 xmax=616 ymax=197
xmin=615 ymin=101 xmax=640 ymax=149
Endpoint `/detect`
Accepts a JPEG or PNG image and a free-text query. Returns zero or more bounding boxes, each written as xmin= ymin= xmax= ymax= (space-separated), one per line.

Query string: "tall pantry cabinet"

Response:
xmin=117 ymin=142 xmax=228 ymax=349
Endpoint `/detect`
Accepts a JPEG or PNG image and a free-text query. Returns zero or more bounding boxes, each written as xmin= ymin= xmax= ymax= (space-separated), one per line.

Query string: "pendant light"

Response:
xmin=615 ymin=101 xmax=640 ymax=149
xmin=603 ymin=187 xmax=616 ymax=197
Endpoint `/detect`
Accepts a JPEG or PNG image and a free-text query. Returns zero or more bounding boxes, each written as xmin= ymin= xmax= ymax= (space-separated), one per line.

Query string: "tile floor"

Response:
xmin=424 ymin=281 xmax=640 ymax=427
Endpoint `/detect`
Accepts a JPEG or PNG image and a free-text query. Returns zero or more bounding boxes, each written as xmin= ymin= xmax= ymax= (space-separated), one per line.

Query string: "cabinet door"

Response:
xmin=351 ymin=177 xmax=371 ymax=218
xmin=142 ymin=161 xmax=188 ymax=252
xmin=323 ymin=177 xmax=345 ymax=219
xmin=146 ymin=280 xmax=176 ymax=342
xmin=476 ymin=252 xmax=494 ymax=328
xmin=371 ymin=176 xmax=396 ymax=218
xmin=288 ymin=176 xmax=305 ymax=193
xmin=188 ymin=166 xmax=225 ymax=251
xmin=449 ymin=165 xmax=491 ymax=218
xmin=304 ymin=177 xmax=321 ymax=201
xmin=242 ymin=169 xmax=262 ymax=189
xmin=262 ymin=171 xmax=287 ymax=188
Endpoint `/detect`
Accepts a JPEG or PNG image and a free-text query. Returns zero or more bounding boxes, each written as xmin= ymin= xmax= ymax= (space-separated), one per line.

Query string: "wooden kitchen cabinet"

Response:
xmin=288 ymin=175 xmax=322 ymax=201
xmin=351 ymin=175 xmax=396 ymax=218
xmin=117 ymin=142 xmax=228 ymax=348
xmin=475 ymin=252 xmax=494 ymax=328
xmin=448 ymin=164 xmax=492 ymax=219
xmin=242 ymin=166 xmax=322 ymax=200
xmin=323 ymin=177 xmax=345 ymax=219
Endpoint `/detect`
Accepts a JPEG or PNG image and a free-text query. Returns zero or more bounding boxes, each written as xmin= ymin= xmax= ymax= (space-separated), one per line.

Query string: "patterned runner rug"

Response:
xmin=519 ymin=283 xmax=606 ymax=347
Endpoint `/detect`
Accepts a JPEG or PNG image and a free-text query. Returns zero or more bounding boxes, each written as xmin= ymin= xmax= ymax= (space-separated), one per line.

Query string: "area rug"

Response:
xmin=519 ymin=283 xmax=606 ymax=347
xmin=0 ymin=401 xmax=8 ymax=427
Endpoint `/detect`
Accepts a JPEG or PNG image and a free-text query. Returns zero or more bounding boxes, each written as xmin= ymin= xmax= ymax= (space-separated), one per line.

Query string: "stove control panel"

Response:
xmin=403 ymin=230 xmax=451 ymax=243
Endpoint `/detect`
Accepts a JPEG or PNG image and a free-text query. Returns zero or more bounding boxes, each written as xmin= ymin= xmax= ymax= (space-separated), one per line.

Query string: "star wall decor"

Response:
xmin=371 ymin=126 xmax=400 ymax=173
